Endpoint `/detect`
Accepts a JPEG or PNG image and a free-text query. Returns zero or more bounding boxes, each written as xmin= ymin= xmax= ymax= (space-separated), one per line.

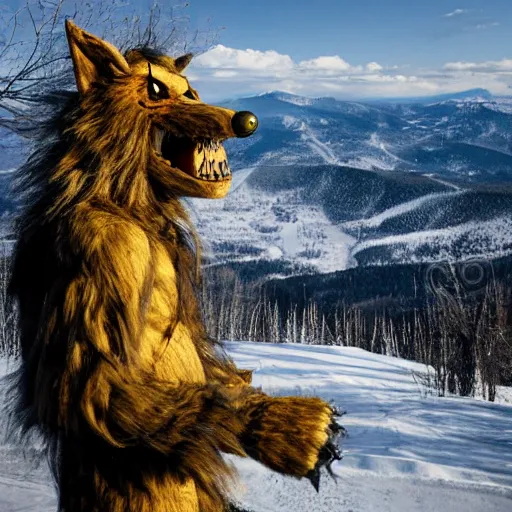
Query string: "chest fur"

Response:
xmin=139 ymin=244 xmax=206 ymax=384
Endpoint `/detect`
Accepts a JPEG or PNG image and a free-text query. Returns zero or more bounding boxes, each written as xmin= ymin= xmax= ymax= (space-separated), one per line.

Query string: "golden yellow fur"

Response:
xmin=7 ymin=20 xmax=342 ymax=512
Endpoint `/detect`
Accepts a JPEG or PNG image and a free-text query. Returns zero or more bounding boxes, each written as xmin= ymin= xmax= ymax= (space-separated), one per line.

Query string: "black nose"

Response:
xmin=231 ymin=111 xmax=258 ymax=138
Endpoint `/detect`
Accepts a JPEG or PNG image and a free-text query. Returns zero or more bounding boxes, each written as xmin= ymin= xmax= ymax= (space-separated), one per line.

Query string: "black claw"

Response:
xmin=330 ymin=419 xmax=347 ymax=439
xmin=330 ymin=404 xmax=346 ymax=418
xmin=306 ymin=466 xmax=321 ymax=492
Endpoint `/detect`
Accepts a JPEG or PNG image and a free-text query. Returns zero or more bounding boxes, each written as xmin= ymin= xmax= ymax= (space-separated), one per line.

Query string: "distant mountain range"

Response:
xmin=364 ymin=88 xmax=494 ymax=105
xmin=220 ymin=90 xmax=512 ymax=183
xmin=189 ymin=90 xmax=512 ymax=276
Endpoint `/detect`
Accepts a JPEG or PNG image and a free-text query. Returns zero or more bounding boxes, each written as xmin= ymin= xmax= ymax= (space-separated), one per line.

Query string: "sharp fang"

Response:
xmin=154 ymin=128 xmax=164 ymax=153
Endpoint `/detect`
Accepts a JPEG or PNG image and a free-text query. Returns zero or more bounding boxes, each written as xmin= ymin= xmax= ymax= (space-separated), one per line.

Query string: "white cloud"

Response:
xmin=474 ymin=22 xmax=500 ymax=30
xmin=298 ymin=55 xmax=355 ymax=73
xmin=366 ymin=62 xmax=384 ymax=73
xmin=193 ymin=44 xmax=294 ymax=71
xmin=212 ymin=70 xmax=238 ymax=78
xmin=443 ymin=8 xmax=468 ymax=17
xmin=444 ymin=58 xmax=512 ymax=73
xmin=188 ymin=45 xmax=512 ymax=102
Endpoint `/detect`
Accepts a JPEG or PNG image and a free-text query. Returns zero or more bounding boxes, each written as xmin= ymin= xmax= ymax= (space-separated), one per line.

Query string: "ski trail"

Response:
xmin=427 ymin=176 xmax=463 ymax=191
xmin=369 ymin=132 xmax=405 ymax=162
xmin=231 ymin=167 xmax=256 ymax=191
xmin=351 ymin=215 xmax=512 ymax=258
xmin=342 ymin=190 xmax=464 ymax=230
xmin=299 ymin=122 xmax=339 ymax=165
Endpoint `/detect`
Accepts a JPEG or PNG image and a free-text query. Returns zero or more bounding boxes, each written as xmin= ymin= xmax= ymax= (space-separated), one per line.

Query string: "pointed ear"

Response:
xmin=65 ymin=19 xmax=131 ymax=95
xmin=174 ymin=53 xmax=193 ymax=73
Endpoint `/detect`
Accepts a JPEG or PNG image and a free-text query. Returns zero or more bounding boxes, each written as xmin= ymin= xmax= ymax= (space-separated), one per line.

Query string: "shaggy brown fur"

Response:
xmin=7 ymin=20 xmax=342 ymax=512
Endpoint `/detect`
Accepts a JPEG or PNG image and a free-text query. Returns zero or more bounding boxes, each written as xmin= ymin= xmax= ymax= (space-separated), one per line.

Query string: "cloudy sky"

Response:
xmin=3 ymin=0 xmax=510 ymax=102
xmin=177 ymin=0 xmax=512 ymax=101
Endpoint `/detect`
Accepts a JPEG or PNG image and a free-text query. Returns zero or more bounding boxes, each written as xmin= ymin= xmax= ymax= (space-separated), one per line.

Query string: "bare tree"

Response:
xmin=0 ymin=0 xmax=221 ymax=132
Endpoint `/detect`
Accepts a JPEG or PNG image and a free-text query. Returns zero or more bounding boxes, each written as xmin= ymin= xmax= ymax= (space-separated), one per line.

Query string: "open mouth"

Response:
xmin=153 ymin=128 xmax=231 ymax=181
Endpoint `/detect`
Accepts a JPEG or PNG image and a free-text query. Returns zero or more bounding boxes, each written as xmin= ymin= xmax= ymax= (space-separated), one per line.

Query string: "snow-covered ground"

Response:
xmin=1 ymin=342 xmax=511 ymax=511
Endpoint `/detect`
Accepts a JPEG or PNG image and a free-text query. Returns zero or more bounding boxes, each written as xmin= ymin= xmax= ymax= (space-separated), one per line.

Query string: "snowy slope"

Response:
xmin=1 ymin=343 xmax=511 ymax=512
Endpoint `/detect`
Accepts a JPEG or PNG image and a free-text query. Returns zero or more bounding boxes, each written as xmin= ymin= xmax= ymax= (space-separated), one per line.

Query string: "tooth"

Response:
xmin=153 ymin=128 xmax=164 ymax=153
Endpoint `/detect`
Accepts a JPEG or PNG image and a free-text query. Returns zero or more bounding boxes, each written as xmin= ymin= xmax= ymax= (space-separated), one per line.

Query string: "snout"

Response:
xmin=231 ymin=111 xmax=258 ymax=138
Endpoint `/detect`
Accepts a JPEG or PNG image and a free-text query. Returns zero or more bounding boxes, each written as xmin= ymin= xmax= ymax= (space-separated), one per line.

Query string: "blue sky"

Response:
xmin=179 ymin=0 xmax=512 ymax=100
xmin=185 ymin=0 xmax=511 ymax=68
xmin=3 ymin=0 xmax=512 ymax=101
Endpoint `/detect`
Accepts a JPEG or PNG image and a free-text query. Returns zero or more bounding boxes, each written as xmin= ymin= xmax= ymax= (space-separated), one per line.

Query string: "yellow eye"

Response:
xmin=147 ymin=63 xmax=169 ymax=101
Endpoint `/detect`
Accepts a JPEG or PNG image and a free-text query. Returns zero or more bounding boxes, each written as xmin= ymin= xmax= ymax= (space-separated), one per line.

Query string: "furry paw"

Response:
xmin=240 ymin=396 xmax=346 ymax=481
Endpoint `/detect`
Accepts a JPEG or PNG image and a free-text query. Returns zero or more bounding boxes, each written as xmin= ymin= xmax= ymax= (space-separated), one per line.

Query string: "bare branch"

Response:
xmin=0 ymin=0 xmax=220 ymax=132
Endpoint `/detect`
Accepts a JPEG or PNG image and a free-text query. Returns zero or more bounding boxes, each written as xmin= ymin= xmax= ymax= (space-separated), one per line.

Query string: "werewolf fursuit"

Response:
xmin=7 ymin=19 xmax=344 ymax=512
